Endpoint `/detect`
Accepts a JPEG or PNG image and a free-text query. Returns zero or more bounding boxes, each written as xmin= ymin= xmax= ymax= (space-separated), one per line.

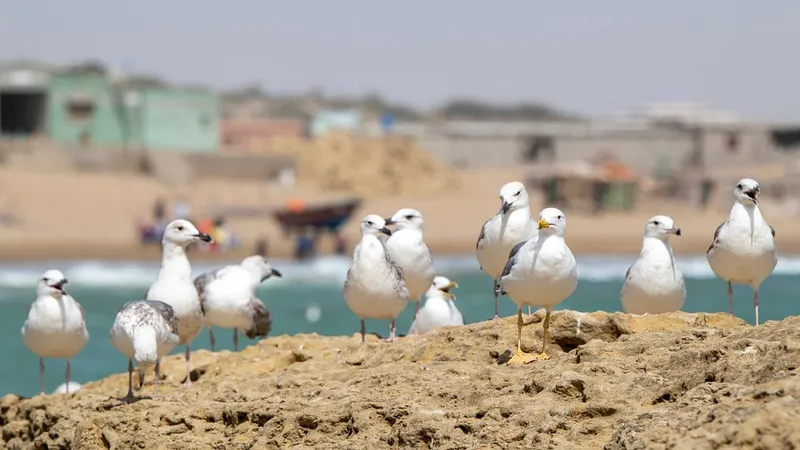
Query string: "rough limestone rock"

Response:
xmin=2 ymin=310 xmax=799 ymax=449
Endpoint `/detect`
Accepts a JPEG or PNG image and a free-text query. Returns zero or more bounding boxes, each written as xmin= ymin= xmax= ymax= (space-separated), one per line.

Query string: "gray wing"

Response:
xmin=384 ymin=244 xmax=409 ymax=299
xmin=245 ymin=298 xmax=273 ymax=339
xmin=500 ymin=240 xmax=528 ymax=281
xmin=143 ymin=300 xmax=180 ymax=335
xmin=707 ymin=221 xmax=727 ymax=256
xmin=476 ymin=219 xmax=490 ymax=250
xmin=193 ymin=269 xmax=222 ymax=315
xmin=769 ymin=224 xmax=776 ymax=238
xmin=620 ymin=265 xmax=633 ymax=297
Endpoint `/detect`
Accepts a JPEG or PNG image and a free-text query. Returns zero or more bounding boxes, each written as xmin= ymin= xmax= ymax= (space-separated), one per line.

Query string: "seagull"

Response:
xmin=498 ymin=207 xmax=577 ymax=365
xmin=21 ymin=270 xmax=89 ymax=396
xmin=145 ymin=219 xmax=212 ymax=387
xmin=384 ymin=208 xmax=436 ymax=336
xmin=476 ymin=181 xmax=537 ymax=320
xmin=195 ymin=255 xmax=281 ymax=351
xmin=109 ymin=300 xmax=181 ymax=403
xmin=343 ymin=214 xmax=409 ymax=343
xmin=707 ymin=178 xmax=777 ymax=326
xmin=408 ymin=276 xmax=463 ymax=335
xmin=620 ymin=215 xmax=686 ymax=315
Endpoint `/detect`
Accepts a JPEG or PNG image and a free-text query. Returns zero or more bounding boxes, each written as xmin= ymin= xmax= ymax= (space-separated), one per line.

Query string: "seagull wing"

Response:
xmin=706 ymin=220 xmax=728 ymax=257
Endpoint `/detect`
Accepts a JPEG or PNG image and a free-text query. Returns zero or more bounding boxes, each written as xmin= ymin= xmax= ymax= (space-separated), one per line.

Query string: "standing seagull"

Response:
xmin=707 ymin=178 xmax=777 ymax=325
xmin=344 ymin=214 xmax=409 ymax=343
xmin=109 ymin=300 xmax=180 ymax=403
xmin=499 ymin=207 xmax=577 ymax=365
xmin=195 ymin=255 xmax=281 ymax=351
xmin=407 ymin=276 xmax=463 ymax=335
xmin=620 ymin=215 xmax=686 ymax=315
xmin=384 ymin=208 xmax=436 ymax=335
xmin=21 ymin=270 xmax=89 ymax=396
xmin=476 ymin=181 xmax=537 ymax=319
xmin=146 ymin=219 xmax=212 ymax=387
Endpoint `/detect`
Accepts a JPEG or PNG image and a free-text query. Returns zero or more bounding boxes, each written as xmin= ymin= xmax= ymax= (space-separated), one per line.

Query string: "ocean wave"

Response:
xmin=0 ymin=254 xmax=797 ymax=290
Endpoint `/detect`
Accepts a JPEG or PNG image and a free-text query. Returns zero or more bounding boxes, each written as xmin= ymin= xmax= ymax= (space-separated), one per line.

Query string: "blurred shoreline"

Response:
xmin=2 ymin=229 xmax=799 ymax=262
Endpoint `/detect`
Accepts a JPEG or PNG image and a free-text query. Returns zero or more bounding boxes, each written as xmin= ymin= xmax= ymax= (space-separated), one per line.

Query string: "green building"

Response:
xmin=0 ymin=61 xmax=219 ymax=152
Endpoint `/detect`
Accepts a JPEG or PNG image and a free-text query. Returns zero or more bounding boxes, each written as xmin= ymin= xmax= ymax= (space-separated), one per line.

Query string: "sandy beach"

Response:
xmin=1 ymin=166 xmax=798 ymax=261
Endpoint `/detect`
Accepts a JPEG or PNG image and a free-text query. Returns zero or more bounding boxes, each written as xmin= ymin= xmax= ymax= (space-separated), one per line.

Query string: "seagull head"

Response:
xmin=384 ymin=208 xmax=424 ymax=231
xmin=241 ymin=255 xmax=283 ymax=281
xmin=734 ymin=178 xmax=760 ymax=206
xmin=163 ymin=219 xmax=213 ymax=247
xmin=427 ymin=276 xmax=458 ymax=300
xmin=38 ymin=269 xmax=68 ymax=298
xmin=537 ymin=207 xmax=567 ymax=237
xmin=360 ymin=214 xmax=392 ymax=237
xmin=644 ymin=215 xmax=681 ymax=240
xmin=498 ymin=181 xmax=529 ymax=215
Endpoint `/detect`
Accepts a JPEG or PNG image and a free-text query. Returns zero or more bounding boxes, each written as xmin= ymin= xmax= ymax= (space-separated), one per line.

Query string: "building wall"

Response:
xmin=140 ymin=89 xmax=219 ymax=152
xmin=220 ymin=118 xmax=305 ymax=151
xmin=46 ymin=74 xmax=124 ymax=146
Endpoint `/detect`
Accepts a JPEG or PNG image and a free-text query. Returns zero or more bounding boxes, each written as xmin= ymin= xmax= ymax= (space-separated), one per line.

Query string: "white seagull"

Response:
xmin=343 ymin=214 xmax=409 ymax=343
xmin=145 ymin=219 xmax=212 ymax=387
xmin=620 ymin=215 xmax=686 ymax=315
xmin=476 ymin=181 xmax=537 ymax=319
xmin=194 ymin=255 xmax=281 ymax=351
xmin=408 ymin=276 xmax=463 ymax=335
xmin=109 ymin=299 xmax=181 ymax=403
xmin=384 ymin=208 xmax=436 ymax=335
xmin=499 ymin=207 xmax=577 ymax=365
xmin=21 ymin=270 xmax=89 ymax=396
xmin=707 ymin=178 xmax=777 ymax=326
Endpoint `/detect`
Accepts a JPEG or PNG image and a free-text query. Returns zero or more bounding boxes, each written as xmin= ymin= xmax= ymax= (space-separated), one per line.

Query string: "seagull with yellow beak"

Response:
xmin=498 ymin=207 xmax=577 ymax=365
xmin=407 ymin=276 xmax=463 ymax=335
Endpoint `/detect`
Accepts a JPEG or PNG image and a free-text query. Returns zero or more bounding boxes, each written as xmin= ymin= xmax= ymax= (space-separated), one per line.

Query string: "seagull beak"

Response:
xmin=195 ymin=232 xmax=213 ymax=243
xmin=51 ymin=279 xmax=67 ymax=293
xmin=384 ymin=218 xmax=396 ymax=226
xmin=379 ymin=227 xmax=392 ymax=236
xmin=537 ymin=219 xmax=552 ymax=229
xmin=500 ymin=201 xmax=511 ymax=215
xmin=672 ymin=226 xmax=682 ymax=236
xmin=744 ymin=189 xmax=759 ymax=204
xmin=442 ymin=281 xmax=459 ymax=292
xmin=270 ymin=268 xmax=282 ymax=278
xmin=443 ymin=291 xmax=456 ymax=300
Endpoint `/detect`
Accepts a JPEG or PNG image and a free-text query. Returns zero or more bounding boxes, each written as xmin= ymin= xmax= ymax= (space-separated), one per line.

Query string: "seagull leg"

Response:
xmin=65 ymin=358 xmax=71 ymax=394
xmin=360 ymin=318 xmax=366 ymax=343
xmin=184 ymin=345 xmax=193 ymax=387
xmin=534 ymin=309 xmax=553 ymax=361
xmin=39 ymin=358 xmax=45 ymax=396
xmin=527 ymin=306 xmax=532 ymax=316
xmin=152 ymin=360 xmax=162 ymax=398
xmin=753 ymin=289 xmax=760 ymax=326
xmin=508 ymin=307 xmax=536 ymax=365
xmin=389 ymin=319 xmax=397 ymax=343
xmin=209 ymin=328 xmax=216 ymax=352
xmin=409 ymin=301 xmax=421 ymax=337
xmin=493 ymin=279 xmax=500 ymax=320
xmin=727 ymin=281 xmax=733 ymax=315
xmin=119 ymin=359 xmax=137 ymax=404
xmin=233 ymin=329 xmax=239 ymax=352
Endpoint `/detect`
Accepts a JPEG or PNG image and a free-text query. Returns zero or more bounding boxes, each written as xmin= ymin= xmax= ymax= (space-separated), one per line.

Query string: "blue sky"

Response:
xmin=2 ymin=1 xmax=798 ymax=121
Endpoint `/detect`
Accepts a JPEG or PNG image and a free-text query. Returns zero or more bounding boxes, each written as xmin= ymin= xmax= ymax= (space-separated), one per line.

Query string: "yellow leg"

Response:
xmin=534 ymin=309 xmax=552 ymax=360
xmin=507 ymin=307 xmax=537 ymax=365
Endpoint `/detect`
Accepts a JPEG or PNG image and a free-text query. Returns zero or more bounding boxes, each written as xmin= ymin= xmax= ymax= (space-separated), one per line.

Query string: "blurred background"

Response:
xmin=2 ymin=1 xmax=800 ymax=395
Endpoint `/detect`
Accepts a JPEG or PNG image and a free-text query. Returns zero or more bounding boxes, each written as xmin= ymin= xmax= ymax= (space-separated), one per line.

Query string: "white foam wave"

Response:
xmin=0 ymin=254 xmax=797 ymax=290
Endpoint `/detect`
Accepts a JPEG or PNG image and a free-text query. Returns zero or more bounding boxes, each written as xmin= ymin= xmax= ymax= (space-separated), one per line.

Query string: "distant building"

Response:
xmin=0 ymin=60 xmax=220 ymax=153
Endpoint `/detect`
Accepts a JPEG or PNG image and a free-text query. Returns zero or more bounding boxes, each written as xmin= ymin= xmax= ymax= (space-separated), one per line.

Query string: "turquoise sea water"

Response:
xmin=1 ymin=253 xmax=799 ymax=398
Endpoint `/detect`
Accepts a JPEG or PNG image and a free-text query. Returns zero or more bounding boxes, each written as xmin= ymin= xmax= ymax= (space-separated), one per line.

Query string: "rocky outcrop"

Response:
xmin=2 ymin=311 xmax=799 ymax=449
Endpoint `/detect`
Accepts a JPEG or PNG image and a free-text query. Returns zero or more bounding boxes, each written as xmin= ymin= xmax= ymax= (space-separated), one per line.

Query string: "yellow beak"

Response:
xmin=446 ymin=281 xmax=459 ymax=290
xmin=538 ymin=219 xmax=552 ymax=229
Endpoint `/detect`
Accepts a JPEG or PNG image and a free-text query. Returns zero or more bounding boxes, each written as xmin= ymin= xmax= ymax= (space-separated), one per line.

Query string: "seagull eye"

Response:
xmin=652 ymin=220 xmax=660 ymax=226
xmin=405 ymin=215 xmax=414 ymax=220
xmin=557 ymin=215 xmax=563 ymax=220
xmin=176 ymin=226 xmax=184 ymax=232
xmin=515 ymin=190 xmax=522 ymax=196
xmin=736 ymin=184 xmax=743 ymax=189
xmin=366 ymin=221 xmax=373 ymax=226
